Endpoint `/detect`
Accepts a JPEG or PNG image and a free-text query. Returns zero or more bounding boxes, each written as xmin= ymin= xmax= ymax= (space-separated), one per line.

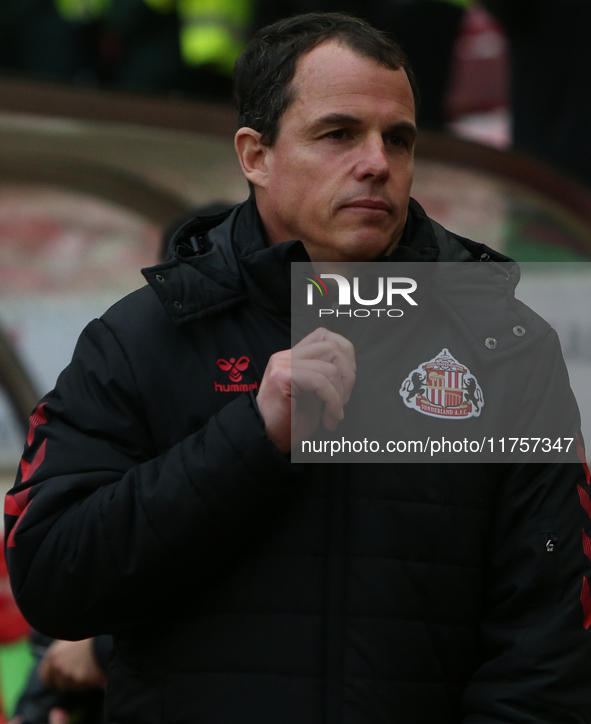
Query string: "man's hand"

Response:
xmin=38 ymin=638 xmax=107 ymax=692
xmin=257 ymin=328 xmax=356 ymax=453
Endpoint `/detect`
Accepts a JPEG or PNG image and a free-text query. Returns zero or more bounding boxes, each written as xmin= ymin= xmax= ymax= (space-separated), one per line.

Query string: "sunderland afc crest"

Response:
xmin=400 ymin=348 xmax=484 ymax=419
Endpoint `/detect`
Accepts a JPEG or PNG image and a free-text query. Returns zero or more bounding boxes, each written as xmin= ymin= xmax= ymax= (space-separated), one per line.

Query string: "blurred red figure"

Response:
xmin=0 ymin=535 xmax=30 ymax=724
xmin=0 ymin=537 xmax=29 ymax=645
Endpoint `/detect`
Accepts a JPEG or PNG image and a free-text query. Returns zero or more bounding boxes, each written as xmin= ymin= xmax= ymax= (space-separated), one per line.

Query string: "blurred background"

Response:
xmin=0 ymin=0 xmax=590 ymax=720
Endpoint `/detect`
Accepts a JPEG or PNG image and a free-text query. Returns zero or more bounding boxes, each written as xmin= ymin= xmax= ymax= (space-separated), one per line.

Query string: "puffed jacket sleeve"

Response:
xmin=461 ymin=461 xmax=591 ymax=723
xmin=5 ymin=317 xmax=296 ymax=640
xmin=461 ymin=329 xmax=591 ymax=722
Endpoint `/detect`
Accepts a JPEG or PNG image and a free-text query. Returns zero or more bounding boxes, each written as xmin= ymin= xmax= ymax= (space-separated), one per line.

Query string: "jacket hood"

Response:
xmin=142 ymin=196 xmax=514 ymax=328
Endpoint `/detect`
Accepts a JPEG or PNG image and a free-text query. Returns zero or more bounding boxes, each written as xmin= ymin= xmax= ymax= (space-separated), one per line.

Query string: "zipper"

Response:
xmin=545 ymin=534 xmax=559 ymax=553
xmin=540 ymin=517 xmax=558 ymax=554
xmin=540 ymin=518 xmax=560 ymax=605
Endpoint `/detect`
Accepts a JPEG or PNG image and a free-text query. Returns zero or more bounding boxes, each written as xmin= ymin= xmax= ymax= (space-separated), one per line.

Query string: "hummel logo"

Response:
xmin=215 ymin=356 xmax=259 ymax=393
xmin=217 ymin=356 xmax=250 ymax=382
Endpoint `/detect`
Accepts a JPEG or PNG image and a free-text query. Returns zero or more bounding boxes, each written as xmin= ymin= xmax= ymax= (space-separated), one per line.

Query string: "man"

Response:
xmin=5 ymin=12 xmax=591 ymax=724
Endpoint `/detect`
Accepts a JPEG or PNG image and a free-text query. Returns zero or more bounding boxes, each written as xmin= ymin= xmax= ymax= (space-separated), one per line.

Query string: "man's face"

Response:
xmin=255 ymin=41 xmax=417 ymax=262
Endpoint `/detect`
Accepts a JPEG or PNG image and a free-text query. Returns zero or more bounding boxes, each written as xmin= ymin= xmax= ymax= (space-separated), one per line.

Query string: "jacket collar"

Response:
xmin=142 ymin=196 xmax=511 ymax=327
xmin=142 ymin=197 xmax=308 ymax=326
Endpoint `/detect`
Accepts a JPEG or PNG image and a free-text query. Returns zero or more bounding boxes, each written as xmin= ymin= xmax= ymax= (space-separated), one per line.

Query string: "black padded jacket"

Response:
xmin=6 ymin=197 xmax=591 ymax=724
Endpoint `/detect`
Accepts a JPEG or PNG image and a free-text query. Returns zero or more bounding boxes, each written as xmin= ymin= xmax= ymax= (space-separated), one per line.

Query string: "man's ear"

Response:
xmin=235 ymin=127 xmax=270 ymax=189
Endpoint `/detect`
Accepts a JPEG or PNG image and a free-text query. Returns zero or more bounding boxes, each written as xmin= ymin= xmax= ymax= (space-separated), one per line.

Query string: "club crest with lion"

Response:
xmin=400 ymin=348 xmax=484 ymax=420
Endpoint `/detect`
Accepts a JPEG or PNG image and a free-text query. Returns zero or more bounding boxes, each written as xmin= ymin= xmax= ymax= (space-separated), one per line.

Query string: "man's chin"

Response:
xmin=305 ymin=225 xmax=403 ymax=262
xmin=335 ymin=230 xmax=400 ymax=262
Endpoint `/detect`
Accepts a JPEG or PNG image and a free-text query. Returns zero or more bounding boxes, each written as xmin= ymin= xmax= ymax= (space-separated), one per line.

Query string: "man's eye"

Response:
xmin=325 ymin=129 xmax=349 ymax=140
xmin=386 ymin=134 xmax=412 ymax=149
xmin=387 ymin=135 xmax=408 ymax=148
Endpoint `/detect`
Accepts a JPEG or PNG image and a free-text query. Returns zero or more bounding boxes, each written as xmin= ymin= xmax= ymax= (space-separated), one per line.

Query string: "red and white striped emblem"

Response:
xmin=400 ymin=348 xmax=484 ymax=420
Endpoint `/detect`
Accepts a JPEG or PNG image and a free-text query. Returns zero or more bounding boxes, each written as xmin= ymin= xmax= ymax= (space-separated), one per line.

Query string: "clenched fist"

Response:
xmin=257 ymin=328 xmax=356 ymax=453
xmin=39 ymin=638 xmax=107 ymax=692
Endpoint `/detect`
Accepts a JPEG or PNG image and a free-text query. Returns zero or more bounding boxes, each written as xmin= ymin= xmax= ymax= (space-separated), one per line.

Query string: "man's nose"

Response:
xmin=353 ymin=135 xmax=390 ymax=182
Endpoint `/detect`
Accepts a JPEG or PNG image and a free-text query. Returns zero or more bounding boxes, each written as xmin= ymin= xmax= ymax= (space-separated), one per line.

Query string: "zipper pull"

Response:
xmin=188 ymin=235 xmax=207 ymax=254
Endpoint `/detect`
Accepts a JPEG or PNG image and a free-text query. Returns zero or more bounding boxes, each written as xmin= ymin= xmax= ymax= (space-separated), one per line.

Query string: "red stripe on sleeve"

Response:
xmin=14 ymin=488 xmax=30 ymax=511
xmin=581 ymin=577 xmax=591 ymax=630
xmin=578 ymin=485 xmax=591 ymax=522
xmin=20 ymin=440 xmax=46 ymax=483
xmin=576 ymin=434 xmax=591 ymax=485
xmin=27 ymin=403 xmax=47 ymax=447
xmin=583 ymin=530 xmax=591 ymax=564
xmin=6 ymin=500 xmax=33 ymax=549
xmin=4 ymin=495 xmax=21 ymax=517
xmin=4 ymin=488 xmax=31 ymax=517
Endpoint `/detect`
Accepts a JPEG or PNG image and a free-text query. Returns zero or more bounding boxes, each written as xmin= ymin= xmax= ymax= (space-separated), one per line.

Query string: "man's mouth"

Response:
xmin=343 ymin=198 xmax=391 ymax=212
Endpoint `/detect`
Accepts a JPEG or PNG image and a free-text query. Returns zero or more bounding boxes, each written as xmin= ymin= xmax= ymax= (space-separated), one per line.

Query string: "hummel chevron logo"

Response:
xmin=215 ymin=356 xmax=259 ymax=393
xmin=217 ymin=356 xmax=250 ymax=382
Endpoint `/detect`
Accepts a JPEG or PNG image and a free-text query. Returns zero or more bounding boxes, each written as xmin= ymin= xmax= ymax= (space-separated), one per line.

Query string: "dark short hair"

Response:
xmin=233 ymin=12 xmax=419 ymax=146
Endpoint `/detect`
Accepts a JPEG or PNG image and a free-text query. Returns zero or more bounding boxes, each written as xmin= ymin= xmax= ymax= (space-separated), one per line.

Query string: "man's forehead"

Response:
xmin=289 ymin=40 xmax=415 ymax=115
